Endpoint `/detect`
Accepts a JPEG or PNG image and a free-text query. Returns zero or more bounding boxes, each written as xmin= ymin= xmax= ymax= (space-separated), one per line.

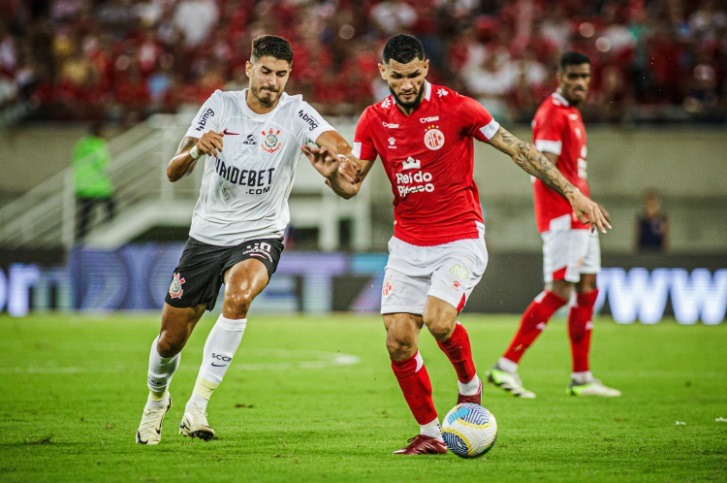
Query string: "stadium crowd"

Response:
xmin=1 ymin=0 xmax=726 ymax=126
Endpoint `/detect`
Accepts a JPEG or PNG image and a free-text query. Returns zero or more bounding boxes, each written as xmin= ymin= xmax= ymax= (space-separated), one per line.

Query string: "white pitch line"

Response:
xmin=0 ymin=349 xmax=361 ymax=374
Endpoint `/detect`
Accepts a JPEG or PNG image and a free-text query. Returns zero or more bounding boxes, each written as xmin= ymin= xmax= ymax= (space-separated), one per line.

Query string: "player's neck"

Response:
xmin=245 ymin=90 xmax=281 ymax=114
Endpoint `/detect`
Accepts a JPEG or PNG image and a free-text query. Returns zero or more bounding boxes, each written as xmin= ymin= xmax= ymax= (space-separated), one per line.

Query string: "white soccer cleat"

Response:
xmin=568 ymin=378 xmax=621 ymax=397
xmin=135 ymin=395 xmax=172 ymax=445
xmin=486 ymin=367 xmax=537 ymax=398
xmin=179 ymin=402 xmax=215 ymax=441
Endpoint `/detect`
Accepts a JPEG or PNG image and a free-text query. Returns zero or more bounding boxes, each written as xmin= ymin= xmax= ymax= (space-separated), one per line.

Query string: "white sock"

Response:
xmin=497 ymin=357 xmax=519 ymax=374
xmin=457 ymin=374 xmax=481 ymax=396
xmin=571 ymin=371 xmax=593 ymax=384
xmin=146 ymin=335 xmax=180 ymax=407
xmin=420 ymin=418 xmax=443 ymax=441
xmin=189 ymin=315 xmax=247 ymax=411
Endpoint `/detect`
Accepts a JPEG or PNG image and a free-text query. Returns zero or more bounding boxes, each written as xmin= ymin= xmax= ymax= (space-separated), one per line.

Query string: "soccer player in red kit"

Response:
xmin=486 ymin=52 xmax=621 ymax=398
xmin=303 ymin=36 xmax=610 ymax=455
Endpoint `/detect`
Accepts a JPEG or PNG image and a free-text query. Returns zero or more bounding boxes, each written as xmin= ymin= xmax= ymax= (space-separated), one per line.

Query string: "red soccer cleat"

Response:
xmin=457 ymin=380 xmax=483 ymax=405
xmin=392 ymin=434 xmax=447 ymax=455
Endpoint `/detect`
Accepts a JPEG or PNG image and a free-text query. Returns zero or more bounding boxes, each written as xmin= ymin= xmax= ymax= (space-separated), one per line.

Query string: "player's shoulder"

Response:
xmin=534 ymin=93 xmax=568 ymax=121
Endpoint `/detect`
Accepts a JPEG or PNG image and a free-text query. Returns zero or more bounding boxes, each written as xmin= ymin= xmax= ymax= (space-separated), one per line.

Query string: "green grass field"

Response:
xmin=0 ymin=313 xmax=724 ymax=482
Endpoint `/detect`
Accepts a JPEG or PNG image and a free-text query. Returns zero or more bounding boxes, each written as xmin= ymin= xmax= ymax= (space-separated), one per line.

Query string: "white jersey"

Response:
xmin=184 ymin=89 xmax=334 ymax=246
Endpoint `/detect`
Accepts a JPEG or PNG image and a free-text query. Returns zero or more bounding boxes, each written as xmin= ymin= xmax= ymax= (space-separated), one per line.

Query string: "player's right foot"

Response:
xmin=486 ymin=367 xmax=536 ymax=398
xmin=135 ymin=395 xmax=172 ymax=445
xmin=567 ymin=378 xmax=621 ymax=397
xmin=179 ymin=402 xmax=215 ymax=441
xmin=457 ymin=380 xmax=483 ymax=405
xmin=392 ymin=434 xmax=447 ymax=455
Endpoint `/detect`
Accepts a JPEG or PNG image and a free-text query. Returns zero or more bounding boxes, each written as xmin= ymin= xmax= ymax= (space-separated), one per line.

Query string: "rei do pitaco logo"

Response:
xmin=395 ymin=156 xmax=434 ymax=198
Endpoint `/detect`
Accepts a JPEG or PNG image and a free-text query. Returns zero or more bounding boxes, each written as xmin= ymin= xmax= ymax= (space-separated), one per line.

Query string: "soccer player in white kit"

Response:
xmin=303 ymin=35 xmax=611 ymax=455
xmin=135 ymin=35 xmax=359 ymax=445
xmin=487 ymin=52 xmax=621 ymax=399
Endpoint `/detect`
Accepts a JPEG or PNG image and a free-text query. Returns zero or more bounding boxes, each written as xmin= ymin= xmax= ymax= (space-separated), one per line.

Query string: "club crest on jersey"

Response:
xmin=424 ymin=125 xmax=445 ymax=151
xmin=261 ymin=128 xmax=282 ymax=153
xmin=169 ymin=272 xmax=186 ymax=299
xmin=382 ymin=278 xmax=393 ymax=298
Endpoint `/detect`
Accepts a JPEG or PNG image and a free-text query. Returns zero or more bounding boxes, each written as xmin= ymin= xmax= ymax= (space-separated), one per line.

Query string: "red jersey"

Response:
xmin=353 ymin=82 xmax=499 ymax=246
xmin=532 ymin=92 xmax=591 ymax=233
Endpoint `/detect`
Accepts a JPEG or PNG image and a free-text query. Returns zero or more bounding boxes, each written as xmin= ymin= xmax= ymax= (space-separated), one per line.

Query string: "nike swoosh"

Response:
xmin=211 ymin=363 xmax=227 ymax=367
xmin=223 ymin=129 xmax=239 ymax=135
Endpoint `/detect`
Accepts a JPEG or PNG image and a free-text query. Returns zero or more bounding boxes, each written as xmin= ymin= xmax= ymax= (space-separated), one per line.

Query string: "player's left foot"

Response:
xmin=486 ymin=367 xmax=536 ymax=398
xmin=457 ymin=380 xmax=483 ymax=405
xmin=179 ymin=402 xmax=215 ymax=441
xmin=392 ymin=434 xmax=447 ymax=455
xmin=135 ymin=395 xmax=172 ymax=445
xmin=567 ymin=378 xmax=621 ymax=397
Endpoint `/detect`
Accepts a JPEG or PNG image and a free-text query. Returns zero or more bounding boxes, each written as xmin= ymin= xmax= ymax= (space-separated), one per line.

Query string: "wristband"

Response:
xmin=189 ymin=145 xmax=202 ymax=160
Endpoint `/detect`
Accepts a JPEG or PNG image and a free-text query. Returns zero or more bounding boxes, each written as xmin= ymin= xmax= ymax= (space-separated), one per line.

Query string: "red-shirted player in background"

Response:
xmin=303 ymin=36 xmax=611 ymax=455
xmin=486 ymin=52 xmax=621 ymax=399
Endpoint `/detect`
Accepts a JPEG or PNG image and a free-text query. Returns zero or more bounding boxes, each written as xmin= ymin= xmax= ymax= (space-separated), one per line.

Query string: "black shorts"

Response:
xmin=164 ymin=236 xmax=284 ymax=311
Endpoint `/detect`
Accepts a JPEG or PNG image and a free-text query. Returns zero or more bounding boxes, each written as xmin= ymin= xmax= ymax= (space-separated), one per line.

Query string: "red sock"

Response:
xmin=391 ymin=351 xmax=437 ymax=425
xmin=568 ymin=289 xmax=598 ymax=373
xmin=437 ymin=322 xmax=476 ymax=383
xmin=503 ymin=291 xmax=568 ymax=363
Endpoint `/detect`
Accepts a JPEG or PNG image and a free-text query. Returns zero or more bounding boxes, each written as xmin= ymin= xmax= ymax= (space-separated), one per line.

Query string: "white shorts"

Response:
xmin=541 ymin=214 xmax=601 ymax=284
xmin=380 ymin=236 xmax=489 ymax=315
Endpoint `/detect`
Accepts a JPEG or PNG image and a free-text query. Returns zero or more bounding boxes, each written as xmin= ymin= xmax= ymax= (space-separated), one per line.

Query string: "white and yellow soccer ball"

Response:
xmin=441 ymin=403 xmax=498 ymax=458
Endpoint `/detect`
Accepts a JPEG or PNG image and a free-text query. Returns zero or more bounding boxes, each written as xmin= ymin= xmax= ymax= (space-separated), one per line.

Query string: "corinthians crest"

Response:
xmin=261 ymin=128 xmax=282 ymax=153
xmin=169 ymin=272 xmax=185 ymax=299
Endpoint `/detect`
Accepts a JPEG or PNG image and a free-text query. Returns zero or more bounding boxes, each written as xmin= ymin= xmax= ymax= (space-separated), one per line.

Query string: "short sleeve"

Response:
xmin=293 ymin=101 xmax=335 ymax=143
xmin=185 ymin=90 xmax=224 ymax=138
xmin=352 ymin=108 xmax=378 ymax=161
xmin=457 ymin=95 xmax=500 ymax=142
xmin=533 ymin=108 xmax=565 ymax=156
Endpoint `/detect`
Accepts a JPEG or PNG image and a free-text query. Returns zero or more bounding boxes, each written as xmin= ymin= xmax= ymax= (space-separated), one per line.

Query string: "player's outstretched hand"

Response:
xmin=198 ymin=131 xmax=224 ymax=157
xmin=571 ymin=191 xmax=612 ymax=233
xmin=301 ymin=145 xmax=360 ymax=184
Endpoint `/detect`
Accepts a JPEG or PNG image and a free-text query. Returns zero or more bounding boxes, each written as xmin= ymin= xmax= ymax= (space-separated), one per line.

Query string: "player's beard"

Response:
xmin=251 ymin=85 xmax=281 ymax=107
xmin=390 ymin=85 xmax=425 ymax=110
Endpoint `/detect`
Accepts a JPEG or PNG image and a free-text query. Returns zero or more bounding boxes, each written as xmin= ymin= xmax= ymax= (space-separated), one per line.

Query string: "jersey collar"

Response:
xmin=552 ymin=91 xmax=570 ymax=106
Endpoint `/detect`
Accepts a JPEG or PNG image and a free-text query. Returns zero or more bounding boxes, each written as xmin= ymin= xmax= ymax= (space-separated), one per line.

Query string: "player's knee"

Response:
xmin=156 ymin=333 xmax=183 ymax=358
xmin=223 ymin=287 xmax=255 ymax=316
xmin=426 ymin=319 xmax=455 ymax=341
xmin=386 ymin=337 xmax=416 ymax=360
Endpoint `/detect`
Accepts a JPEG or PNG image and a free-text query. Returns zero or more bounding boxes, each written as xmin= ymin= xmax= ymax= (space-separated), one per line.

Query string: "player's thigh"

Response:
xmin=542 ymin=228 xmax=590 ymax=284
xmin=222 ymin=258 xmax=270 ymax=307
xmin=427 ymin=237 xmax=488 ymax=314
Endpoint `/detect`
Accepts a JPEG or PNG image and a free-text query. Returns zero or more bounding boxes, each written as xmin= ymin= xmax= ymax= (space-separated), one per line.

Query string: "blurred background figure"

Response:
xmin=635 ymin=188 xmax=669 ymax=252
xmin=72 ymin=120 xmax=115 ymax=242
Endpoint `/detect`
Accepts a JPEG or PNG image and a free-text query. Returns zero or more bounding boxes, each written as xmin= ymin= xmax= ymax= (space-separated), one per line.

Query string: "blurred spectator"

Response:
xmin=635 ymin=188 xmax=669 ymax=252
xmin=73 ymin=120 xmax=116 ymax=242
xmin=0 ymin=0 xmax=725 ymax=126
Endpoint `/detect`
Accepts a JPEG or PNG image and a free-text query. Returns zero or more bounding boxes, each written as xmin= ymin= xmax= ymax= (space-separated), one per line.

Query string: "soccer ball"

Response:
xmin=441 ymin=403 xmax=498 ymax=458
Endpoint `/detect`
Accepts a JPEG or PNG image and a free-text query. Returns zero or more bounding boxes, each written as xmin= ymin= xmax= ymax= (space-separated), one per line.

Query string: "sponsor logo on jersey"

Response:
xmin=383 ymin=122 xmax=399 ymax=128
xmin=419 ymin=116 xmax=439 ymax=123
xmin=401 ymin=156 xmax=421 ymax=170
xmin=214 ymin=158 xmax=275 ymax=195
xmin=395 ymin=159 xmax=434 ymax=198
xmin=261 ymin=128 xmax=282 ymax=153
xmin=195 ymin=108 xmax=215 ymax=131
xmin=298 ymin=109 xmax=320 ymax=131
xmin=169 ymin=272 xmax=185 ymax=299
xmin=382 ymin=278 xmax=393 ymax=298
xmin=424 ymin=125 xmax=445 ymax=151
xmin=388 ymin=137 xmax=396 ymax=149
xmin=242 ymin=133 xmax=257 ymax=145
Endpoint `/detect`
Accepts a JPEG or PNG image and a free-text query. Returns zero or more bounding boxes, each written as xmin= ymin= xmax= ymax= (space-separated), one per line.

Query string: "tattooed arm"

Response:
xmin=487 ymin=126 xmax=611 ymax=233
xmin=166 ymin=131 xmax=224 ymax=182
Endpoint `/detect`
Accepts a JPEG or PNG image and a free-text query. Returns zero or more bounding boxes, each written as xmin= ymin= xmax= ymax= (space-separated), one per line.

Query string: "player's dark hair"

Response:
xmin=559 ymin=51 xmax=590 ymax=70
xmin=251 ymin=35 xmax=293 ymax=64
xmin=382 ymin=34 xmax=426 ymax=64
